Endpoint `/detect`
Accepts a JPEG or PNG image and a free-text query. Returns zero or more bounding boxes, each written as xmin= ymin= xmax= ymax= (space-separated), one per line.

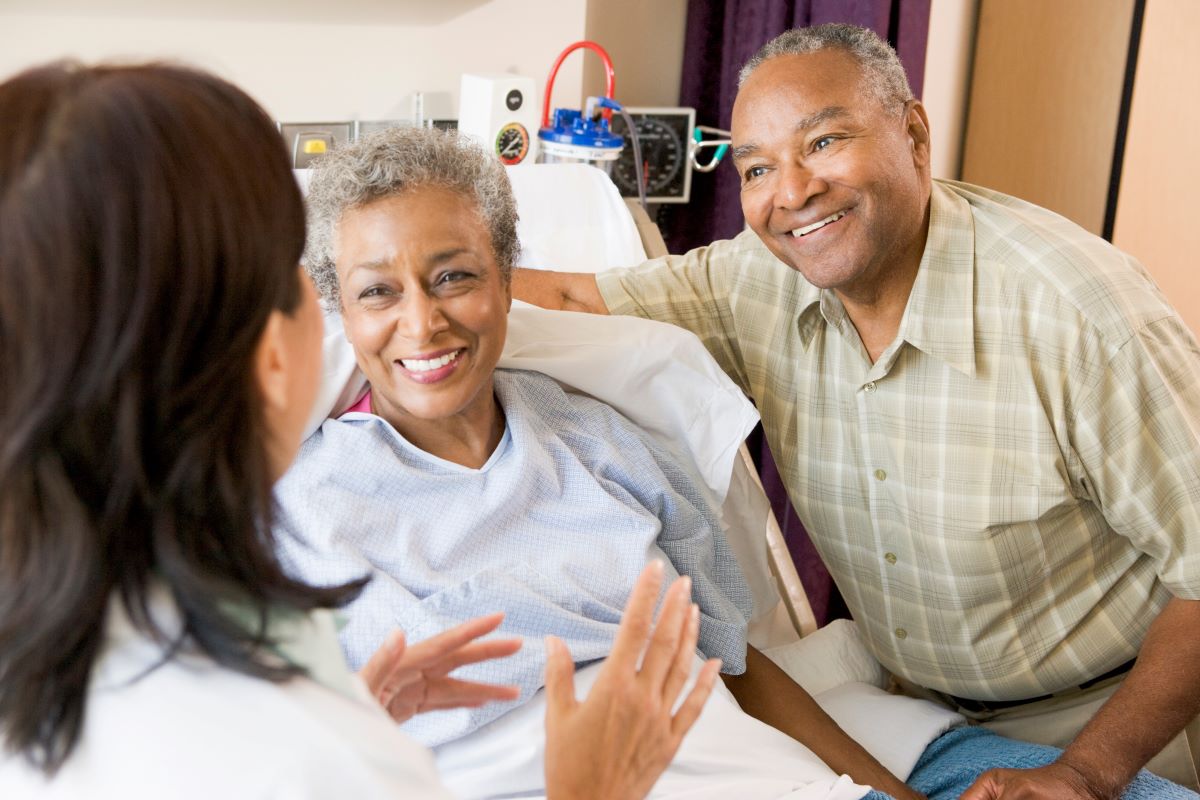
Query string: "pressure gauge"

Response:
xmin=458 ymin=74 xmax=539 ymax=166
xmin=495 ymin=122 xmax=530 ymax=165
xmin=609 ymin=107 xmax=696 ymax=204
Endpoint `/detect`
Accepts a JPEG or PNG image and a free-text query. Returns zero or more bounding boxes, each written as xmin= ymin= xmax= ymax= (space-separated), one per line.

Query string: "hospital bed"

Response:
xmin=298 ymin=162 xmax=964 ymax=796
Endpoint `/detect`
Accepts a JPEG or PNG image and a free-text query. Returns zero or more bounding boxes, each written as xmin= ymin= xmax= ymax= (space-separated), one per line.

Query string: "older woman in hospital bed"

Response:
xmin=279 ymin=128 xmax=1192 ymax=800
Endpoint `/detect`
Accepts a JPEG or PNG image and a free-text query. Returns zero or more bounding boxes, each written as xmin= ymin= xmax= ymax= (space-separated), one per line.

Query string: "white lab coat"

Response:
xmin=0 ymin=592 xmax=452 ymax=799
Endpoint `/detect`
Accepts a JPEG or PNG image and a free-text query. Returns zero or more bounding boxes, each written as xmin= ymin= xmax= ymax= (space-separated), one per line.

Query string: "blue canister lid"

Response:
xmin=537 ymin=108 xmax=624 ymax=149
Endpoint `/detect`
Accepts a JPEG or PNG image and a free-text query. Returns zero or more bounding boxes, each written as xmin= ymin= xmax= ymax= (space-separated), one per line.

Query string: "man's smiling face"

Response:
xmin=732 ymin=49 xmax=931 ymax=297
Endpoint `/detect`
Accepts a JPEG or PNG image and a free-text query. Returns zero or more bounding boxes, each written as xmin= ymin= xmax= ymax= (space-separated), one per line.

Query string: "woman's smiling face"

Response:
xmin=334 ymin=186 xmax=511 ymax=434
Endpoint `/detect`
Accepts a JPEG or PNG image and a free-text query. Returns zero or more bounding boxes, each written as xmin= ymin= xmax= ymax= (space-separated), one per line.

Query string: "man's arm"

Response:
xmin=961 ymin=315 xmax=1200 ymax=799
xmin=511 ymin=267 xmax=608 ymax=314
xmin=963 ymin=596 xmax=1200 ymax=799
xmin=723 ymin=645 xmax=924 ymax=800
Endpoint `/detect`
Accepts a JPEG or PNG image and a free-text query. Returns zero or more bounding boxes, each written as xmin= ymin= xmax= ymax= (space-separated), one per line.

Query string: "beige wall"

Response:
xmin=961 ymin=0 xmax=1135 ymax=236
xmin=0 ymin=1 xmax=591 ymax=123
xmin=582 ymin=0 xmax=688 ymax=108
xmin=1112 ymin=0 xmax=1200 ymax=336
xmin=922 ymin=0 xmax=978 ymax=180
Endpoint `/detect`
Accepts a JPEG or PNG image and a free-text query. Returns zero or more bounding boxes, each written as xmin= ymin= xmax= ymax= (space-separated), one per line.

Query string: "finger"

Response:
xmin=638 ymin=576 xmax=692 ymax=687
xmin=608 ymin=560 xmax=666 ymax=669
xmin=661 ymin=604 xmax=700 ymax=708
xmin=417 ymin=678 xmax=522 ymax=711
xmin=670 ymin=657 xmax=720 ymax=740
xmin=400 ymin=612 xmax=507 ymax=669
xmin=360 ymin=630 xmax=406 ymax=695
xmin=422 ymin=637 xmax=524 ymax=676
xmin=543 ymin=636 xmax=578 ymax=716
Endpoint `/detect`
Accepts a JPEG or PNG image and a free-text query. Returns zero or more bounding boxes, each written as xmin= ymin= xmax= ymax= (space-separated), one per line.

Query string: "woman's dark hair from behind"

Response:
xmin=0 ymin=63 xmax=363 ymax=774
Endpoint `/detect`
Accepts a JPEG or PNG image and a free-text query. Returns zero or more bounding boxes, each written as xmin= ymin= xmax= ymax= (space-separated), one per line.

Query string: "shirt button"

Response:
xmin=874 ymin=469 xmax=887 ymax=481
xmin=895 ymin=628 xmax=908 ymax=640
xmin=864 ymin=381 xmax=877 ymax=394
xmin=884 ymin=552 xmax=898 ymax=565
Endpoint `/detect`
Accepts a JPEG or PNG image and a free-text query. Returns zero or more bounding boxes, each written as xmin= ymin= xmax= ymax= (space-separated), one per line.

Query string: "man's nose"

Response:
xmin=775 ymin=160 xmax=826 ymax=209
xmin=399 ymin=291 xmax=449 ymax=344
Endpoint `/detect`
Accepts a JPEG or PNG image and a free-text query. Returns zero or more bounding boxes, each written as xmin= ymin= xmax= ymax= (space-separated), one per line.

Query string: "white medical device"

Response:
xmin=458 ymin=73 xmax=539 ymax=166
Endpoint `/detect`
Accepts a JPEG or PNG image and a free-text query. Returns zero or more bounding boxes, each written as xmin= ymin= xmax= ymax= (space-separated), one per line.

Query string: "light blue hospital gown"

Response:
xmin=274 ymin=368 xmax=753 ymax=747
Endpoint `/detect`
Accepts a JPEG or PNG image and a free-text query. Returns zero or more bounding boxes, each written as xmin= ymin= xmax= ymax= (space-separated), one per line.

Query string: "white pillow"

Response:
xmin=762 ymin=620 xmax=890 ymax=695
xmin=815 ymin=682 xmax=965 ymax=781
xmin=763 ymin=620 xmax=966 ymax=781
xmin=506 ymin=163 xmax=647 ymax=272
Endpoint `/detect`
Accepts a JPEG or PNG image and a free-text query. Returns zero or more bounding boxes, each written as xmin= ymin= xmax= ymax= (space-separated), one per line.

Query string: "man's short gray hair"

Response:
xmin=304 ymin=127 xmax=519 ymax=306
xmin=738 ymin=23 xmax=913 ymax=114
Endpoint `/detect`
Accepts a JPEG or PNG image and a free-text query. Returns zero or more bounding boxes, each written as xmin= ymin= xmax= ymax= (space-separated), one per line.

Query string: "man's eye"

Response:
xmin=359 ymin=286 xmax=391 ymax=300
xmin=437 ymin=270 xmax=475 ymax=286
xmin=814 ymin=136 xmax=837 ymax=151
xmin=743 ymin=165 xmax=768 ymax=181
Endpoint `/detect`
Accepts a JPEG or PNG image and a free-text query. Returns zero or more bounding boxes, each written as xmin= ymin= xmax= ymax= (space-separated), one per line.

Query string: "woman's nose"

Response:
xmin=398 ymin=291 xmax=449 ymax=344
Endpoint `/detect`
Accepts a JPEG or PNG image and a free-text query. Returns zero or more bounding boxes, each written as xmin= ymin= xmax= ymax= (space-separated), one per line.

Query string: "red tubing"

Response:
xmin=540 ymin=40 xmax=616 ymax=127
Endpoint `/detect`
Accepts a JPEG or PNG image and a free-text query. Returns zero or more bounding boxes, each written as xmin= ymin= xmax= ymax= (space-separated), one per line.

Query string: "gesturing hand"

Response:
xmin=542 ymin=561 xmax=721 ymax=800
xmin=359 ymin=613 xmax=523 ymax=724
xmin=960 ymin=762 xmax=1111 ymax=800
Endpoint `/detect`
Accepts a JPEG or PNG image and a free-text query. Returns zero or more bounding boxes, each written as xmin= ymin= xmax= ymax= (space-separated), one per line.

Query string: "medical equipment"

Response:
xmin=536 ymin=102 xmax=624 ymax=174
xmin=280 ymin=121 xmax=353 ymax=168
xmin=457 ymin=74 xmax=540 ymax=166
xmin=692 ymin=124 xmax=733 ymax=172
xmin=280 ymin=119 xmax=455 ymax=169
xmin=609 ymin=108 xmax=695 ymax=203
xmin=608 ymin=111 xmax=731 ymax=203
xmin=534 ymin=41 xmax=627 ymax=177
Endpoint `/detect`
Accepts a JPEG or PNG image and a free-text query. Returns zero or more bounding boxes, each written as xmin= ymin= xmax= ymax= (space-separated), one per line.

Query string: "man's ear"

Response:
xmin=905 ymin=99 xmax=932 ymax=170
xmin=255 ymin=310 xmax=289 ymax=413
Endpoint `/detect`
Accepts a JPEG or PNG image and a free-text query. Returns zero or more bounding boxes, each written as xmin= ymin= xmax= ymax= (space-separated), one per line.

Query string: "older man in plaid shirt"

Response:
xmin=514 ymin=23 xmax=1200 ymax=800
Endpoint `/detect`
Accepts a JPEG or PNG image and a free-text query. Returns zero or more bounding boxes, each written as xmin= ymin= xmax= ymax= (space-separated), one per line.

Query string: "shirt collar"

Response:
xmin=795 ymin=181 xmax=977 ymax=377
xmin=796 ymin=284 xmax=826 ymax=346
xmin=897 ymin=181 xmax=977 ymax=377
xmin=95 ymin=585 xmax=364 ymax=705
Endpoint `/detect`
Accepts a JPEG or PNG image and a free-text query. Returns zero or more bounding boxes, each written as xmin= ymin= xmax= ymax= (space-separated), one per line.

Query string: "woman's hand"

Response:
xmin=543 ymin=561 xmax=720 ymax=800
xmin=359 ymin=612 xmax=522 ymax=724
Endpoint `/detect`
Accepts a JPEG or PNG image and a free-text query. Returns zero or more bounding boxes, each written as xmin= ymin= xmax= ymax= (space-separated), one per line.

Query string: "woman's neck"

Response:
xmin=376 ymin=390 xmax=505 ymax=469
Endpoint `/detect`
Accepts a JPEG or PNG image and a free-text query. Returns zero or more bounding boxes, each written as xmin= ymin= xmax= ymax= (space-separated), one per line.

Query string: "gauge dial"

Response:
xmin=495 ymin=122 xmax=530 ymax=165
xmin=613 ymin=117 xmax=684 ymax=197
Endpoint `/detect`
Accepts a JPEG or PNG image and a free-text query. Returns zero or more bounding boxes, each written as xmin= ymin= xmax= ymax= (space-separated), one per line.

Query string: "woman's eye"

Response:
xmin=358 ymin=286 xmax=391 ymax=300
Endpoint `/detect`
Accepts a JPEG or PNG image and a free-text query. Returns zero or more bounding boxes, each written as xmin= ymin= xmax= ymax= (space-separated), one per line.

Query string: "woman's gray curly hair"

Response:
xmin=303 ymin=126 xmax=520 ymax=306
xmin=738 ymin=24 xmax=913 ymax=115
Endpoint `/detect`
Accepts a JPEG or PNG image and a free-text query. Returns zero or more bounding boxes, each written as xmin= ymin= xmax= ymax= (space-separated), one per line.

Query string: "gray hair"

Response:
xmin=304 ymin=126 xmax=519 ymax=305
xmin=738 ymin=24 xmax=913 ymax=114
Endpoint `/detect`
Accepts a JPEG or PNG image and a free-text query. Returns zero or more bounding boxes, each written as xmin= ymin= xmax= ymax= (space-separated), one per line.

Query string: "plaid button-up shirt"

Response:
xmin=597 ymin=179 xmax=1200 ymax=701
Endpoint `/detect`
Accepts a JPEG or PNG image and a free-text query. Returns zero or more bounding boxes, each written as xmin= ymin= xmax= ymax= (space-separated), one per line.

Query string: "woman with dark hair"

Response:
xmin=0 ymin=61 xmax=715 ymax=798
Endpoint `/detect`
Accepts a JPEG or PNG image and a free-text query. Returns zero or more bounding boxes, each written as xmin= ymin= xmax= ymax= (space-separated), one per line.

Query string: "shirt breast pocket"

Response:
xmin=909 ymin=478 xmax=1052 ymax=592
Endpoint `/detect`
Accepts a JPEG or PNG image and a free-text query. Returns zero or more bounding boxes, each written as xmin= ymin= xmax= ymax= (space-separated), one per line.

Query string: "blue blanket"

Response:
xmin=861 ymin=726 xmax=1199 ymax=800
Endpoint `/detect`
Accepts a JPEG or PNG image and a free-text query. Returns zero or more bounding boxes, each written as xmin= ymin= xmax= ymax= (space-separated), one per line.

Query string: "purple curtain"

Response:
xmin=668 ymin=0 xmax=931 ymax=625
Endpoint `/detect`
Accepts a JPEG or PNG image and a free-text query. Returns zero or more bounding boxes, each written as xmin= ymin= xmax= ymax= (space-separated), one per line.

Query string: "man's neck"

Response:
xmin=836 ymin=208 xmax=930 ymax=364
xmin=838 ymin=282 xmax=913 ymax=364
